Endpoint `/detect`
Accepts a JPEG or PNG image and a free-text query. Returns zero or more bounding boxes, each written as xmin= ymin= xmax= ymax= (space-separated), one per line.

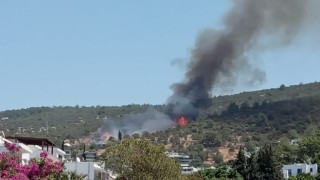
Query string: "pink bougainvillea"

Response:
xmin=0 ymin=141 xmax=64 ymax=179
xmin=4 ymin=141 xmax=20 ymax=152
xmin=39 ymin=151 xmax=48 ymax=158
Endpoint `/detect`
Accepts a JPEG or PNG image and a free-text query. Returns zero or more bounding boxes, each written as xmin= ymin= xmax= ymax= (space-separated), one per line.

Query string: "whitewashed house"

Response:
xmin=0 ymin=136 xmax=112 ymax=179
xmin=64 ymin=161 xmax=112 ymax=180
xmin=283 ymin=163 xmax=318 ymax=179
xmin=0 ymin=136 xmax=66 ymax=164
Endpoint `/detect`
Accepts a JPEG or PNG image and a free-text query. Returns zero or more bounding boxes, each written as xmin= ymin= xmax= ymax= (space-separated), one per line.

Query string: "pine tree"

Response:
xmin=246 ymin=152 xmax=259 ymax=180
xmin=256 ymin=145 xmax=282 ymax=180
xmin=118 ymin=130 xmax=122 ymax=141
xmin=234 ymin=146 xmax=247 ymax=179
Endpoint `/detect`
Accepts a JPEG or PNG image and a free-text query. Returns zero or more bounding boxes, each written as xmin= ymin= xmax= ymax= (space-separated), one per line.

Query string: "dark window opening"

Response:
xmin=297 ymin=168 xmax=302 ymax=174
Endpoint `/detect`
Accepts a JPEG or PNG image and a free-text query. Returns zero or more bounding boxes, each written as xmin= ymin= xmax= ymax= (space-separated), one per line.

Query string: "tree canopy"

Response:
xmin=103 ymin=139 xmax=183 ymax=180
xmin=193 ymin=166 xmax=243 ymax=180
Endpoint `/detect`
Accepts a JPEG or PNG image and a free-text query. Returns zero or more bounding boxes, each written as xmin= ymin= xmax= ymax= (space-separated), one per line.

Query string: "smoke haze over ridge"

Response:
xmin=168 ymin=0 xmax=320 ymax=119
xmin=97 ymin=108 xmax=174 ymax=138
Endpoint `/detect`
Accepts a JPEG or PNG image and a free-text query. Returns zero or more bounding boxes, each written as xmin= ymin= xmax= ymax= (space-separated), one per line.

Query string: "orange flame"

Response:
xmin=178 ymin=116 xmax=188 ymax=126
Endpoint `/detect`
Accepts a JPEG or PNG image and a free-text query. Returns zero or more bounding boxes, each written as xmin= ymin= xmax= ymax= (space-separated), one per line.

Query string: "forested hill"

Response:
xmin=0 ymin=82 xmax=319 ymax=144
xmin=204 ymin=81 xmax=320 ymax=116
xmin=0 ymin=104 xmax=163 ymax=143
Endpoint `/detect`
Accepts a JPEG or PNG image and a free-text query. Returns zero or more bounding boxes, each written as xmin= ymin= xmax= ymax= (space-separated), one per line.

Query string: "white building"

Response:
xmin=64 ymin=162 xmax=111 ymax=180
xmin=165 ymin=151 xmax=190 ymax=159
xmin=283 ymin=163 xmax=318 ymax=179
xmin=0 ymin=136 xmax=66 ymax=164
xmin=0 ymin=136 xmax=113 ymax=179
xmin=290 ymin=139 xmax=299 ymax=146
xmin=165 ymin=151 xmax=199 ymax=174
xmin=4 ymin=136 xmax=66 ymax=163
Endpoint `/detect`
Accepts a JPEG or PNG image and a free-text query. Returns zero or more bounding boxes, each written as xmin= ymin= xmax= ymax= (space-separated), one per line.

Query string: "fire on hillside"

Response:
xmin=177 ymin=116 xmax=188 ymax=126
xmin=94 ymin=0 xmax=318 ymax=137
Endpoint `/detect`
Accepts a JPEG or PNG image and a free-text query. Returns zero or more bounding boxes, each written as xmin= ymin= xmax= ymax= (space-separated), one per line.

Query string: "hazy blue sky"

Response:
xmin=1 ymin=1 xmax=319 ymax=111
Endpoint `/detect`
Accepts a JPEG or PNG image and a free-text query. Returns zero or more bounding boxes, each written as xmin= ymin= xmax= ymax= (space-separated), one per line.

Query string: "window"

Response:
xmin=297 ymin=168 xmax=302 ymax=174
xmin=288 ymin=169 xmax=292 ymax=177
xmin=310 ymin=168 xmax=313 ymax=173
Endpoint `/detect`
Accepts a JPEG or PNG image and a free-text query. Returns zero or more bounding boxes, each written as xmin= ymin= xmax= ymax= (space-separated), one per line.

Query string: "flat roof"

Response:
xmin=6 ymin=136 xmax=55 ymax=146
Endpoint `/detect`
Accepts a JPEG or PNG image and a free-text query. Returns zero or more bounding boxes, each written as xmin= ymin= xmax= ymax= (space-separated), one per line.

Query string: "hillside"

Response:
xmin=203 ymin=82 xmax=320 ymax=116
xmin=0 ymin=104 xmax=164 ymax=144
xmin=153 ymin=93 xmax=320 ymax=164
xmin=0 ymin=82 xmax=319 ymax=148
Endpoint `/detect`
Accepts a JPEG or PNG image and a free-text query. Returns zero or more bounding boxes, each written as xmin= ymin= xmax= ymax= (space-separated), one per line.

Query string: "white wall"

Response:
xmin=65 ymin=162 xmax=95 ymax=180
xmin=283 ymin=163 xmax=318 ymax=179
xmin=21 ymin=153 xmax=30 ymax=165
xmin=0 ymin=137 xmax=65 ymax=164
xmin=53 ymin=147 xmax=66 ymax=161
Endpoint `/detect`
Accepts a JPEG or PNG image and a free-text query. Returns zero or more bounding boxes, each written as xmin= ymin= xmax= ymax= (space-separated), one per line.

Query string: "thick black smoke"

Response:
xmin=168 ymin=0 xmax=318 ymax=119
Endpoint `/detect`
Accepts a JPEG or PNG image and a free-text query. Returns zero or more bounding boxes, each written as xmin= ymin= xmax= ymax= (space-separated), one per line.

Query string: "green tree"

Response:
xmin=201 ymin=132 xmax=220 ymax=148
xmin=245 ymin=141 xmax=258 ymax=153
xmin=257 ymin=113 xmax=269 ymax=127
xmin=312 ymin=153 xmax=320 ymax=169
xmin=227 ymin=103 xmax=240 ymax=114
xmin=131 ymin=133 xmax=140 ymax=139
xmin=103 ymin=139 xmax=182 ymax=180
xmin=247 ymin=152 xmax=259 ymax=180
xmin=278 ymin=142 xmax=299 ymax=164
xmin=234 ymin=146 xmax=247 ymax=179
xmin=240 ymin=102 xmax=251 ymax=112
xmin=213 ymin=153 xmax=224 ymax=165
xmin=89 ymin=143 xmax=96 ymax=150
xmin=256 ymin=145 xmax=282 ymax=180
xmin=170 ymin=136 xmax=181 ymax=144
xmin=298 ymin=136 xmax=320 ymax=161
xmin=198 ymin=151 xmax=208 ymax=162
xmin=280 ymin=84 xmax=286 ymax=91
xmin=288 ymin=129 xmax=299 ymax=139
xmin=193 ymin=166 xmax=243 ymax=180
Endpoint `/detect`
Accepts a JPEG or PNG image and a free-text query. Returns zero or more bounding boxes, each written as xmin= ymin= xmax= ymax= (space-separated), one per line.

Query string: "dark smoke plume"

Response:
xmin=168 ymin=0 xmax=319 ymax=119
xmin=97 ymin=0 xmax=319 ymax=137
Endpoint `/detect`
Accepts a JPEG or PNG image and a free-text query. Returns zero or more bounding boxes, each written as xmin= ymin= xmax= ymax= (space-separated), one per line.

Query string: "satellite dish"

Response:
xmin=76 ymin=157 xmax=80 ymax=162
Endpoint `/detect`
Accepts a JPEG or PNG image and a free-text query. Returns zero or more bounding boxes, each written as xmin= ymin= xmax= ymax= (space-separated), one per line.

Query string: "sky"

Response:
xmin=0 ymin=1 xmax=319 ymax=111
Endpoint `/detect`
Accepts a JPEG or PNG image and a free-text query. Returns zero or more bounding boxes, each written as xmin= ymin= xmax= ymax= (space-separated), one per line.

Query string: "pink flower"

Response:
xmin=2 ymin=170 xmax=9 ymax=176
xmin=4 ymin=141 xmax=20 ymax=152
xmin=40 ymin=151 xmax=48 ymax=158
xmin=0 ymin=141 xmax=65 ymax=179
